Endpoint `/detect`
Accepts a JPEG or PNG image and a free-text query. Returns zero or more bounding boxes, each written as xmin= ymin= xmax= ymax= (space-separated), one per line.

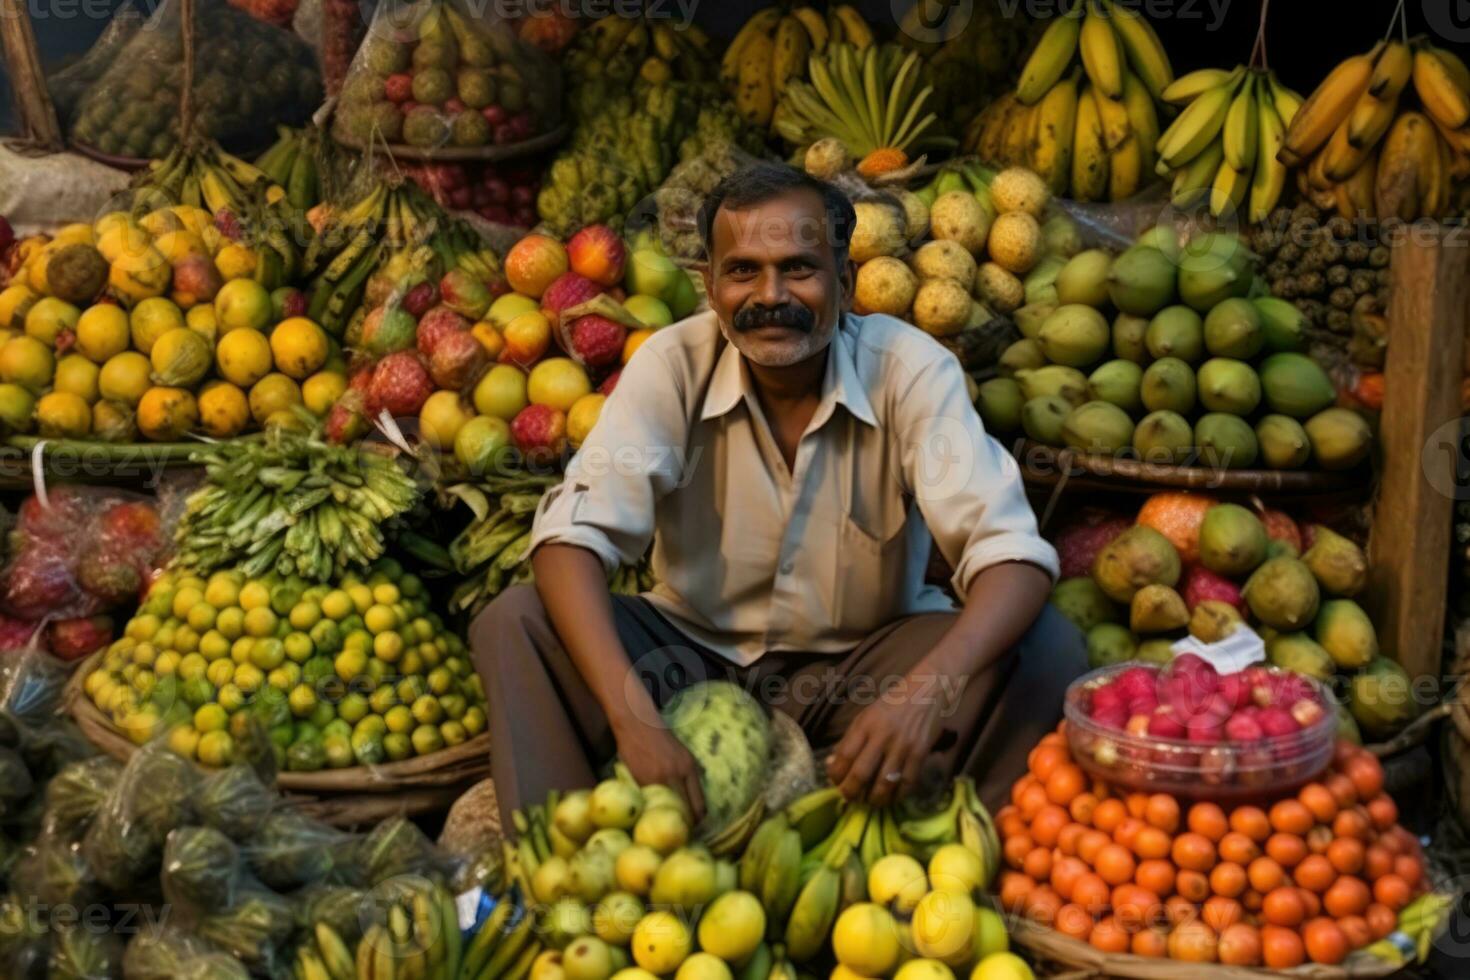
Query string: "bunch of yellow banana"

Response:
xmin=772 ymin=42 xmax=939 ymax=165
xmin=566 ymin=15 xmax=714 ymax=88
xmin=897 ymin=0 xmax=1042 ymax=130
xmin=722 ymin=5 xmax=875 ymax=128
xmin=1283 ymin=38 xmax=1470 ymax=221
xmin=966 ymin=0 xmax=1174 ymax=200
xmin=293 ymin=880 xmax=464 ymax=980
xmin=1154 ymin=66 xmax=1303 ymax=221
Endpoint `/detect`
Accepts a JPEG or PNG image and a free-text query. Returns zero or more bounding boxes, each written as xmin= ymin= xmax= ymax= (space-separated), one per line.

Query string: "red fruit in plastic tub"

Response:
xmin=1116 ymin=666 xmax=1157 ymax=701
xmin=368 ymin=352 xmax=434 ymax=417
xmin=1218 ymin=672 xmax=1252 ymax=710
xmin=1092 ymin=706 xmax=1128 ymax=731
xmin=1257 ymin=706 xmax=1299 ymax=737
xmin=1148 ymin=708 xmax=1187 ymax=739
xmin=428 ymin=330 xmax=488 ymax=391
xmin=416 ymin=306 xmax=470 ymax=357
xmin=570 ymin=315 xmax=627 ymax=368
xmin=385 ymin=73 xmax=414 ymax=103
xmin=1186 ymin=715 xmax=1225 ymax=744
xmin=1290 ymin=698 xmax=1326 ymax=729
xmin=1054 ymin=514 xmax=1132 ymax=578
xmin=1126 ymin=713 xmax=1151 ymax=737
xmin=540 ymin=272 xmax=604 ymax=320
xmin=403 ymin=280 xmax=439 ymax=319
xmin=1224 ymin=711 xmax=1265 ymax=742
xmin=1091 ymin=684 xmax=1124 ymax=712
xmin=1180 ymin=564 xmax=1245 ymax=611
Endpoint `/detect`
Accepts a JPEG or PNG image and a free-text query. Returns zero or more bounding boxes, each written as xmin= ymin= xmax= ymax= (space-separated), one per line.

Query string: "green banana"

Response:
xmin=784 ymin=840 xmax=848 ymax=961
xmin=460 ymin=899 xmax=515 ymax=980
xmin=761 ymin=827 xmax=804 ymax=929
xmin=740 ymin=816 xmax=789 ymax=894
xmin=783 ymin=788 xmax=844 ymax=849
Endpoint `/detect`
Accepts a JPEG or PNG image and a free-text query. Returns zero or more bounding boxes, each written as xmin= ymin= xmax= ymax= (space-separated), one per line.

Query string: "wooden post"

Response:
xmin=0 ymin=0 xmax=63 ymax=148
xmin=1366 ymin=224 xmax=1470 ymax=681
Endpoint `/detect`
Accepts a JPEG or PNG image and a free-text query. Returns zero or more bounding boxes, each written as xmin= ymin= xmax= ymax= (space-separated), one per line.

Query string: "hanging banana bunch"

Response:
xmin=963 ymin=0 xmax=1175 ymax=201
xmin=1282 ymin=34 xmax=1470 ymax=221
xmin=773 ymin=42 xmax=943 ymax=178
xmin=1154 ymin=66 xmax=1303 ymax=222
xmin=722 ymin=5 xmax=876 ymax=129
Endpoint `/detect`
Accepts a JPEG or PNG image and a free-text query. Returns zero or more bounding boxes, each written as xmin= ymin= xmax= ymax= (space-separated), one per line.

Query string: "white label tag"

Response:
xmin=1171 ymin=627 xmax=1265 ymax=675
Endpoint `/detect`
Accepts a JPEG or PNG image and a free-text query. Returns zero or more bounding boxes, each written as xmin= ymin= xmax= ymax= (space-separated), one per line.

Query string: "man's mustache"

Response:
xmin=733 ymin=303 xmax=815 ymax=334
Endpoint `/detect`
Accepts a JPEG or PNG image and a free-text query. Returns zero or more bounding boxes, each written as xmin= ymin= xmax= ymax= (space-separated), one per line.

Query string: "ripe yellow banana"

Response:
xmin=1375 ymin=111 xmax=1435 ymax=220
xmin=1109 ymin=133 xmax=1143 ymax=200
xmin=1281 ymin=45 xmax=1381 ymax=165
xmin=1209 ymin=160 xmax=1249 ymax=216
xmin=1121 ymin=70 xmax=1159 ymax=176
xmin=1222 ymin=72 xmax=1258 ymax=171
xmin=1420 ymin=125 xmax=1451 ymax=217
xmin=1093 ymin=80 xmax=1132 ymax=150
xmin=1430 ymin=45 xmax=1470 ymax=92
xmin=1250 ymin=87 xmax=1287 ymax=223
xmin=833 ymin=5 xmax=874 ymax=50
xmin=1323 ymin=117 xmax=1375 ymax=181
xmin=783 ymin=849 xmax=844 ymax=962
xmin=1267 ymin=71 xmax=1303 ymax=126
xmin=735 ymin=32 xmax=777 ymax=127
xmin=791 ymin=6 xmax=828 ymax=52
xmin=1347 ymin=90 xmax=1398 ymax=149
xmin=1017 ymin=13 xmax=1081 ymax=105
xmin=1102 ymin=0 xmax=1173 ymax=100
xmin=1004 ymin=100 xmax=1037 ymax=166
xmin=1164 ymin=67 xmax=1240 ymax=105
xmin=772 ymin=16 xmax=811 ymax=96
xmin=1335 ymin=150 xmax=1378 ymax=219
xmin=1072 ymin=83 xmax=1110 ymax=201
xmin=1170 ymin=137 xmax=1223 ymax=206
xmin=1158 ymin=79 xmax=1237 ymax=168
xmin=1369 ymin=40 xmax=1413 ymax=99
xmin=721 ymin=7 xmax=783 ymax=87
xmin=1413 ymin=47 xmax=1470 ymax=129
xmin=1033 ymin=71 xmax=1081 ymax=192
xmin=652 ymin=24 xmax=679 ymax=61
xmin=1079 ymin=2 xmax=1125 ymax=100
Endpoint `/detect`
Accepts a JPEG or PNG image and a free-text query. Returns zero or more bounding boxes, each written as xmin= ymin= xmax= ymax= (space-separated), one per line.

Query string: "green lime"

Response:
xmin=187 ymin=604 xmax=217 ymax=632
xmin=293 ymin=722 xmax=321 ymax=743
xmin=321 ymin=590 xmax=353 ymax=620
xmin=339 ymin=692 xmax=369 ymax=724
xmin=270 ymin=583 xmax=303 ymax=617
xmin=383 ymin=732 xmax=411 ymax=761
xmin=215 ymin=607 xmax=244 ymax=639
xmin=440 ymin=694 xmax=467 ymax=720
xmin=397 ymin=675 xmax=427 ymax=705
xmin=308 ymin=620 xmax=341 ymax=655
xmin=153 ymin=624 xmax=177 ymax=651
xmin=372 ymin=583 xmax=400 ymax=605
xmin=350 ymin=729 xmax=385 ymax=765
xmin=384 ymin=705 xmax=413 ymax=734
xmin=401 ymin=574 xmax=424 ymax=598
xmin=334 ymin=648 xmax=367 ymax=681
xmin=194 ymin=703 xmax=228 ymax=733
xmin=427 ymin=666 xmax=454 ymax=696
xmin=204 ymin=573 xmax=241 ymax=608
xmin=417 ymin=642 xmax=442 ymax=668
xmin=463 ymin=706 xmax=486 ymax=736
xmin=154 ymin=650 xmax=181 ymax=677
xmin=374 ymin=632 xmax=404 ymax=662
xmin=197 ymin=730 xmax=234 ymax=767
xmin=344 ymin=629 xmax=372 ymax=655
xmin=324 ymin=734 xmax=353 ymax=768
xmin=181 ymin=677 xmax=215 ymax=707
xmin=354 ymin=714 xmax=388 ymax=739
xmin=243 ymin=607 xmax=277 ymax=638
xmin=239 ymin=580 xmax=270 ymax=610
xmin=206 ymin=659 xmax=235 ymax=688
xmin=301 ymin=655 xmax=334 ymax=685
xmin=340 ymin=615 xmax=366 ymax=635
xmin=369 ymin=684 xmax=398 ymax=715
xmin=231 ymin=636 xmax=254 ymax=664
xmin=171 ymin=587 xmax=203 ymax=620
xmin=141 ymin=587 xmax=173 ymax=617
xmin=218 ymin=682 xmax=245 ymax=713
xmin=131 ymin=642 xmax=157 ymax=668
xmin=289 ymin=602 xmax=321 ymax=630
xmin=284 ymin=631 xmax=314 ymax=663
xmin=308 ymin=701 xmax=336 ymax=730
xmin=364 ymin=604 xmax=397 ymax=634
xmin=167 ymin=725 xmax=201 ymax=759
xmin=251 ymin=638 xmax=285 ymax=670
xmin=286 ymin=739 xmax=326 ymax=772
xmin=199 ymin=630 xmax=230 ymax=660
xmin=365 ymin=659 xmax=389 ymax=683
xmin=399 ymin=650 xmax=423 ymax=676
xmin=440 ymin=720 xmax=467 ymax=746
xmin=173 ymin=625 xmax=200 ymax=654
xmin=127 ymin=614 xmax=161 ymax=641
xmin=411 ymin=724 xmax=444 ymax=756
xmin=132 ymin=671 xmax=156 ymax=696
xmin=411 ymin=694 xmax=443 ymax=725
xmin=347 ymin=584 xmax=373 ymax=614
xmin=288 ymin=683 xmax=318 ymax=717
xmin=269 ymin=723 xmax=295 ymax=750
xmin=234 ymin=663 xmax=264 ymax=693
xmin=268 ymin=663 xmax=301 ymax=690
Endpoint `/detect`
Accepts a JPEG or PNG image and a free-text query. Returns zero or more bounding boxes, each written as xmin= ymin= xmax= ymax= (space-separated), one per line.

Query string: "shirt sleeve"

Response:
xmin=528 ymin=344 xmax=690 ymax=574
xmin=893 ymin=353 xmax=1060 ymax=594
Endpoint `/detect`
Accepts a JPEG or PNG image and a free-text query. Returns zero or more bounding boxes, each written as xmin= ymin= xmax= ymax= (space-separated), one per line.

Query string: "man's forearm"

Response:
xmin=530 ymin=543 xmax=657 ymax=735
xmin=913 ymin=561 xmax=1053 ymax=684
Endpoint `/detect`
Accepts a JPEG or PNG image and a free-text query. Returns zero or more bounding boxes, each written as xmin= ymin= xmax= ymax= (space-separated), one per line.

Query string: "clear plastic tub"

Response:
xmin=1063 ymin=661 xmax=1337 ymax=802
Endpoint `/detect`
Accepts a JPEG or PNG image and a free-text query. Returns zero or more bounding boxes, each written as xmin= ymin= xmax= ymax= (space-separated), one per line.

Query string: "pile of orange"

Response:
xmin=997 ymin=728 xmax=1426 ymax=967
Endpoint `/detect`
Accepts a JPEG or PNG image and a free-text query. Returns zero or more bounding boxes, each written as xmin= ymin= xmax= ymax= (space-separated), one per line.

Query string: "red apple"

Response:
xmin=1147 ymin=708 xmax=1186 ymax=740
xmin=1224 ymin=711 xmax=1265 ymax=742
xmin=566 ymin=224 xmax=628 ymax=287
xmin=1257 ymin=706 xmax=1299 ymax=737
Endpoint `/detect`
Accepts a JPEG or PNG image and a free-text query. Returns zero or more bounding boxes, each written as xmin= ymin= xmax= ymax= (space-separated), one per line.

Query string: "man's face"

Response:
xmin=703 ymin=188 xmax=852 ymax=369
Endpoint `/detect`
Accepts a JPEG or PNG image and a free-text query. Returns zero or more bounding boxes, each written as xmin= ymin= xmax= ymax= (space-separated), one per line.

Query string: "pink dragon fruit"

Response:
xmin=1054 ymin=513 xmax=1132 ymax=578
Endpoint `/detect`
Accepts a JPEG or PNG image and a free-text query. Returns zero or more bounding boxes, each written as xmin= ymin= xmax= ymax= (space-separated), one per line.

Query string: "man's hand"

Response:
xmin=614 ymin=717 xmax=707 ymax=825
xmin=826 ymin=688 xmax=942 ymax=807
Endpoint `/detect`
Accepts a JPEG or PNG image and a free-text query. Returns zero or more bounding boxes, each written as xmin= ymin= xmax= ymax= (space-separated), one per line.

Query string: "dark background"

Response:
xmin=4 ymin=1 xmax=1469 ymax=136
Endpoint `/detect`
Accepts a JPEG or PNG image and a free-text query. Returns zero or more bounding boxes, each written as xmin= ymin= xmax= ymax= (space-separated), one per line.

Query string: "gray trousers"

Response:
xmin=470 ymin=586 xmax=1087 ymax=827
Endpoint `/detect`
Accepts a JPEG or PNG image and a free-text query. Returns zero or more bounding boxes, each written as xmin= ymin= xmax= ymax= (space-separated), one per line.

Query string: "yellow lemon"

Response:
xmin=138 ymin=209 xmax=184 ymax=238
xmin=969 ymin=953 xmax=1032 ymax=980
xmin=695 ymin=891 xmax=765 ymax=963
xmin=622 ymin=328 xmax=654 ymax=364
xmin=36 ymin=391 xmax=91 ymax=438
xmin=214 ymin=243 xmax=258 ymax=282
xmin=567 ymin=393 xmax=606 ymax=449
xmin=832 ymin=903 xmax=902 ymax=977
xmin=54 ymin=354 xmax=100 ymax=402
xmin=185 ymin=303 xmax=218 ymax=344
xmin=24 ymin=296 xmax=80 ymax=345
xmin=98 ymin=351 xmax=152 ymax=406
xmin=269 ymin=317 xmax=329 ymax=378
xmin=301 ymin=370 xmax=346 ymax=416
xmin=216 ymin=328 xmax=273 ymax=387
xmin=75 ymin=304 xmax=130 ymax=361
xmin=248 ymin=373 xmax=301 ymax=425
xmin=630 ymin=911 xmax=691 ymax=975
xmin=197 ymin=381 xmax=250 ymax=437
xmin=527 ymin=357 xmax=592 ymax=412
xmin=0 ymin=284 xmax=38 ymax=331
xmin=91 ymin=399 xmax=136 ymax=442
xmin=869 ymin=854 xmax=930 ymax=916
xmin=928 ymin=844 xmax=986 ymax=896
xmin=152 ymin=230 xmax=207 ymax=265
xmin=0 ymin=336 xmax=54 ymax=393
xmin=130 ymin=296 xmax=185 ymax=353
xmin=418 ymin=390 xmax=473 ymax=449
xmin=96 ymin=222 xmax=150 ymax=264
xmin=137 ymin=386 xmax=199 ymax=441
xmin=53 ymin=223 xmax=94 ymax=246
xmin=911 ymin=891 xmax=975 ymax=968
xmin=214 ymin=278 xmax=271 ymax=333
xmin=473 ymin=363 xmax=529 ymax=420
xmin=150 ymin=328 xmax=212 ymax=387
xmin=108 ymin=246 xmax=171 ymax=302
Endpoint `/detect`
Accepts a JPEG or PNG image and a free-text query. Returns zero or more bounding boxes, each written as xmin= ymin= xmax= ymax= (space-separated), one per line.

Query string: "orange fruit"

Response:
xmin=1095 ymin=844 xmax=1137 ymax=886
xmin=1172 ymin=832 xmax=1218 ymax=872
xmin=1209 ymin=862 xmax=1248 ymax=899
xmin=1339 ymin=915 xmax=1372 ymax=950
xmin=1051 ymin=855 xmax=1089 ymax=900
xmin=1333 ymin=809 xmax=1370 ymax=841
xmin=1242 ymin=888 xmax=1264 ymax=913
xmin=1373 ymin=873 xmax=1411 ymax=911
xmin=1189 ymin=802 xmax=1229 ymax=842
xmin=1297 ymin=886 xmax=1323 ymax=919
xmin=1266 ymin=833 xmax=1308 ymax=869
xmin=1167 ymin=919 xmax=1219 ymax=963
xmin=1218 ymin=831 xmax=1261 ymax=865
xmin=1089 ymin=915 xmax=1129 ymax=952
xmin=1345 ymin=754 xmax=1385 ymax=800
xmin=1202 ymin=895 xmax=1244 ymax=932
xmin=1326 ymin=772 xmax=1359 ymax=808
xmin=1135 ymin=492 xmax=1217 ymax=563
xmin=1367 ymin=795 xmax=1398 ymax=831
xmin=1294 ymin=854 xmax=1337 ymax=893
xmin=1144 ymin=794 xmax=1180 ymax=833
xmin=1247 ymin=856 xmax=1286 ymax=893
xmin=1126 ymin=793 xmax=1150 ymax=820
xmin=1367 ymin=903 xmax=1397 ymax=938
xmin=997 ymin=805 xmax=1026 ymax=839
xmin=1111 ymin=885 xmax=1161 ymax=932
xmin=1024 ymin=886 xmax=1064 ymax=925
xmin=1377 ymin=822 xmax=1406 ymax=855
xmin=1092 ymin=799 xmax=1127 ymax=833
xmin=1306 ymin=825 xmax=1334 ymax=855
xmin=1229 ymin=806 xmax=1271 ymax=842
xmin=1269 ymin=799 xmax=1315 ymax=836
xmin=1113 ymin=817 xmax=1146 ymax=850
xmin=1023 ymin=846 xmax=1053 ymax=881
xmin=1303 ymin=918 xmax=1348 ymax=965
xmin=1018 ymin=782 xmax=1050 ymax=820
xmin=1325 ymin=837 xmax=1364 ymax=874
xmin=1176 ymin=869 xmax=1210 ymax=903
xmin=1262 ymin=924 xmax=1306 ymax=969
xmin=1046 ymin=765 xmax=1086 ymax=805
xmin=1164 ymin=894 xmax=1197 ymax=926
xmin=1394 ymin=854 xmax=1424 ymax=888
xmin=1031 ymin=805 xmax=1070 ymax=847
xmin=1131 ymin=826 xmax=1172 ymax=861
xmin=1078 ymin=829 xmax=1111 ymax=865
xmin=1323 ymin=875 xmax=1371 ymax=918
xmin=998 ymin=872 xmax=1036 ymax=910
xmin=1054 ymin=902 xmax=1094 ymax=941
xmin=1028 ymin=743 xmax=1068 ymax=780
xmin=1364 ymin=845 xmax=1394 ymax=881
xmin=1072 ymin=873 xmax=1111 ymax=914
xmin=1057 ymin=822 xmax=1087 ymax=857
xmin=1069 ymin=792 xmax=1099 ymax=825
xmin=1011 ymin=774 xmax=1037 ymax=806
xmin=1135 ymin=859 xmax=1176 ymax=898
xmin=1299 ymin=784 xmax=1339 ymax=824
xmin=1218 ymin=923 xmax=1263 ymax=966
xmin=1262 ymin=886 xmax=1306 ymax=927
xmin=1130 ymin=926 xmax=1168 ymax=957
xmin=1004 ymin=833 xmax=1034 ymax=870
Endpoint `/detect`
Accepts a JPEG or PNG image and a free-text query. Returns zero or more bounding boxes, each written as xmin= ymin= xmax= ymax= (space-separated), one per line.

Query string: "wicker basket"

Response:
xmin=64 ymin=652 xmax=490 ymax=828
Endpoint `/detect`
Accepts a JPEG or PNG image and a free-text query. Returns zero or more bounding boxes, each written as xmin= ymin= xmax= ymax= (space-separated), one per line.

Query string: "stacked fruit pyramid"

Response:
xmin=840 ymin=165 xmax=1081 ymax=343
xmin=1048 ymin=492 xmax=1418 ymax=744
xmin=998 ymin=726 xmax=1449 ymax=968
xmin=978 ymin=228 xmax=1374 ymax=472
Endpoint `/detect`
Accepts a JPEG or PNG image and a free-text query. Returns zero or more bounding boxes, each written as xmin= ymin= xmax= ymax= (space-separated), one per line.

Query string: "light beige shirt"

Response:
xmin=530 ymin=310 xmax=1059 ymax=665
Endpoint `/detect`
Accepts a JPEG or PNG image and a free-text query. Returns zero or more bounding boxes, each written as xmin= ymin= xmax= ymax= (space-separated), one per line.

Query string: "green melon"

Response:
xmin=661 ymin=681 xmax=771 ymax=833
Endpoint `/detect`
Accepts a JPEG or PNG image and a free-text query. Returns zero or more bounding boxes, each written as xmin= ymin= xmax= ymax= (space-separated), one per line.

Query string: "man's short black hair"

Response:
xmin=697 ymin=162 xmax=857 ymax=268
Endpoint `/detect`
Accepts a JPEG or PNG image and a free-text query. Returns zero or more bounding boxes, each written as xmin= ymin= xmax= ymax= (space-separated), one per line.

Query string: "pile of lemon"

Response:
xmin=0 ymin=210 xmax=344 ymax=442
xmin=83 ymin=558 xmax=486 ymax=770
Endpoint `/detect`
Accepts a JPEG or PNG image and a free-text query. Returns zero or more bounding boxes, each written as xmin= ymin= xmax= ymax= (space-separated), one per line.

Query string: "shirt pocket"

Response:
xmin=833 ymin=512 xmax=910 ymax=632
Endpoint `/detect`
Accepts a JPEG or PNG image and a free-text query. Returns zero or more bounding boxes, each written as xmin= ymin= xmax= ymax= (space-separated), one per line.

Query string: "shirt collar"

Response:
xmin=699 ymin=314 xmax=878 ymax=428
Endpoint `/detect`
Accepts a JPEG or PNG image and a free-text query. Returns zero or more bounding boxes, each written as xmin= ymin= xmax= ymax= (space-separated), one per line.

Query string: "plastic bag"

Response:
xmin=81 ymin=741 xmax=200 ymax=892
xmin=45 ymin=1 xmax=150 ymax=123
xmin=121 ymin=928 xmax=249 ymax=980
xmin=49 ymin=923 xmax=123 ymax=980
xmin=0 ymin=891 xmax=50 ymax=979
xmin=296 ymin=883 xmax=369 ymax=943
xmin=0 ymin=487 xmax=170 ymax=631
xmin=62 ymin=0 xmax=322 ymax=159
xmin=0 ymin=641 xmax=67 ymax=724
xmin=8 ymin=832 xmax=99 ymax=910
xmin=332 ymin=0 xmax=560 ymax=151
xmin=194 ymin=763 xmax=277 ymax=840
xmin=242 ymin=809 xmax=356 ymax=891
xmin=43 ymin=756 xmax=123 ymax=841
xmin=356 ymin=815 xmax=454 ymax=887
xmin=192 ymin=886 xmax=297 ymax=970
xmin=161 ymin=826 xmax=245 ymax=915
